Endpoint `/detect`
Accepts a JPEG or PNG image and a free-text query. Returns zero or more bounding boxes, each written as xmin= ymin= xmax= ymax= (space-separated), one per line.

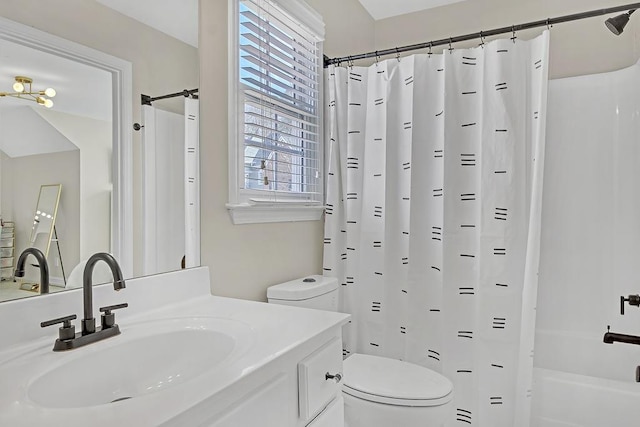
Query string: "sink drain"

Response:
xmin=111 ymin=396 xmax=133 ymax=403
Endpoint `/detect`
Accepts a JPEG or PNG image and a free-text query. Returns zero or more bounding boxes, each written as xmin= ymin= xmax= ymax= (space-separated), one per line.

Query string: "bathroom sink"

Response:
xmin=26 ymin=317 xmax=252 ymax=409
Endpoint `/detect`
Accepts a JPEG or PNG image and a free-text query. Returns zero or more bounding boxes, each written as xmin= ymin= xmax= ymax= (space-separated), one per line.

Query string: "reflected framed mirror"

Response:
xmin=15 ymin=184 xmax=64 ymax=293
xmin=29 ymin=184 xmax=62 ymax=260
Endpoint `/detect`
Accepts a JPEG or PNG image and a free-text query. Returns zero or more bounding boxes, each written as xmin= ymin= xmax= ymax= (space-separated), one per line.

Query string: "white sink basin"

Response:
xmin=26 ymin=317 xmax=252 ymax=409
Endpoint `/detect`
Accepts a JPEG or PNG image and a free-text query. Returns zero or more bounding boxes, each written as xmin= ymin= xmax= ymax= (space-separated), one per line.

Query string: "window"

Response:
xmin=227 ymin=0 xmax=325 ymax=224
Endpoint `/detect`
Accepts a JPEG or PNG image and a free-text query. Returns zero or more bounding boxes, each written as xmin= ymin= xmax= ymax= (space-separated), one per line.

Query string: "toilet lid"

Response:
xmin=342 ymin=354 xmax=453 ymax=407
xmin=266 ymin=275 xmax=338 ymax=301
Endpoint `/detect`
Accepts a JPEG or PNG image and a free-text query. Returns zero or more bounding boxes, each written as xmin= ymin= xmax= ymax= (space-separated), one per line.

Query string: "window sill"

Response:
xmin=226 ymin=203 xmax=325 ymax=225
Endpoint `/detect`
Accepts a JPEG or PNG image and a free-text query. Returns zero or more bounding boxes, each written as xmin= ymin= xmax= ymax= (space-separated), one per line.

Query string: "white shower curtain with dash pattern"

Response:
xmin=323 ymin=31 xmax=549 ymax=427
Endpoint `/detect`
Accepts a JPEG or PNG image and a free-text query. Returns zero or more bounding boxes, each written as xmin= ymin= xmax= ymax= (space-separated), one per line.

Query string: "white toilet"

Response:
xmin=267 ymin=275 xmax=454 ymax=427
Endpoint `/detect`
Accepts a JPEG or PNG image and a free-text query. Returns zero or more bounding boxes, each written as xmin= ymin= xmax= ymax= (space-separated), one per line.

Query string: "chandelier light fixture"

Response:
xmin=0 ymin=76 xmax=56 ymax=108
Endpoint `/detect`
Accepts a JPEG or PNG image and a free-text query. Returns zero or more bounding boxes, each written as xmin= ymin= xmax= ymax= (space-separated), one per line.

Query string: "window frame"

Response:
xmin=227 ymin=0 xmax=325 ymax=224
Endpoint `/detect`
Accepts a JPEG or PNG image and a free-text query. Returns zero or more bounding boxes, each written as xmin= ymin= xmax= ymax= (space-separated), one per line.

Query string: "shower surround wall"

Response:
xmin=532 ymin=61 xmax=640 ymax=427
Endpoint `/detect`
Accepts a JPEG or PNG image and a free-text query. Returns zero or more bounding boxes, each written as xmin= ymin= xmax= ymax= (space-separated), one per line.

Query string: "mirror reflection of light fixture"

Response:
xmin=0 ymin=76 xmax=56 ymax=108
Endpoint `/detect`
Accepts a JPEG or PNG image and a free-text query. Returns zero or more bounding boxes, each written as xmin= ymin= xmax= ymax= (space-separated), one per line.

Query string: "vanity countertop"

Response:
xmin=0 ymin=267 xmax=349 ymax=426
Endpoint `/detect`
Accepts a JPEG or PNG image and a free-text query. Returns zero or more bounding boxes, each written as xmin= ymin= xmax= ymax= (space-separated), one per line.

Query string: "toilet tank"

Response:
xmin=267 ymin=275 xmax=339 ymax=311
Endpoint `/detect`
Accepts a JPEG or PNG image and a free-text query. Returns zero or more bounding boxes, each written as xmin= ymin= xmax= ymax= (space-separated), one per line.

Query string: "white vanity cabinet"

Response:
xmin=0 ymin=267 xmax=350 ymax=427
xmin=176 ymin=330 xmax=345 ymax=427
xmin=306 ymin=395 xmax=344 ymax=426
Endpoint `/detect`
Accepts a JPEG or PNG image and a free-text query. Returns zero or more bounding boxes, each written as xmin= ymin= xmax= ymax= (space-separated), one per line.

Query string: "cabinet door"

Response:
xmin=298 ymin=337 xmax=343 ymax=422
xmin=306 ymin=396 xmax=344 ymax=427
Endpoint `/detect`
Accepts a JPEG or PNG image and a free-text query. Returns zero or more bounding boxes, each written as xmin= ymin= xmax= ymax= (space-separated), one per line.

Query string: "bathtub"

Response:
xmin=531 ymin=329 xmax=640 ymax=427
xmin=531 ymin=368 xmax=640 ymax=427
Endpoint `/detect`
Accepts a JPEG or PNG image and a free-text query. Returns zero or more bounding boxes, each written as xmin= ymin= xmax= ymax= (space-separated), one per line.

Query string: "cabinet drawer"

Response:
xmin=298 ymin=337 xmax=343 ymax=422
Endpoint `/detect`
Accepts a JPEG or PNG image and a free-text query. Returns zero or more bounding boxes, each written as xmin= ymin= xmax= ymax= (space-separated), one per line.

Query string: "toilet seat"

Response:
xmin=342 ymin=354 xmax=453 ymax=407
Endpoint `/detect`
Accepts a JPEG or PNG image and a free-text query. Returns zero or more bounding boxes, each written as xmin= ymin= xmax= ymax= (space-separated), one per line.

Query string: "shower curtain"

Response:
xmin=141 ymin=97 xmax=200 ymax=275
xmin=323 ymin=32 xmax=549 ymax=427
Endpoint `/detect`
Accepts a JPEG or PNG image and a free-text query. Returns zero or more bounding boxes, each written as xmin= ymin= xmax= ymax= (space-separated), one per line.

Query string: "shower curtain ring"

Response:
xmin=395 ymin=47 xmax=401 ymax=62
xmin=448 ymin=38 xmax=454 ymax=54
xmin=428 ymin=42 xmax=433 ymax=57
xmin=479 ymin=31 xmax=485 ymax=48
xmin=511 ymin=25 xmax=517 ymax=43
xmin=375 ymin=51 xmax=380 ymax=65
xmin=546 ymin=18 xmax=552 ymax=30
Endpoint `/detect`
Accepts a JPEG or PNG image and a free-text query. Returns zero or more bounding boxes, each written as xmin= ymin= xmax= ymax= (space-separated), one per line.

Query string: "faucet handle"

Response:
xmin=41 ymin=314 xmax=77 ymax=341
xmin=620 ymin=295 xmax=640 ymax=315
xmin=99 ymin=303 xmax=128 ymax=329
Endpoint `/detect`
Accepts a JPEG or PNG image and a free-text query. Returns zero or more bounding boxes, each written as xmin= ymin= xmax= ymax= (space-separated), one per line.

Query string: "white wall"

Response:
xmin=1 ymin=150 xmax=80 ymax=283
xmin=535 ymin=64 xmax=640 ymax=381
xmin=0 ymin=107 xmax=113 ymax=286
xmin=35 ymin=109 xmax=112 ymax=262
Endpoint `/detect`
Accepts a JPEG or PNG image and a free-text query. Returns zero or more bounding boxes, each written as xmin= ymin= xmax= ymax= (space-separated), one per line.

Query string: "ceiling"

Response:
xmin=358 ymin=0 xmax=469 ymax=20
xmin=0 ymin=39 xmax=112 ymax=122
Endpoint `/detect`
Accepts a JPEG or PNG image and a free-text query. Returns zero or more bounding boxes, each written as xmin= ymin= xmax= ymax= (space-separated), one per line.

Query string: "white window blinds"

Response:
xmin=238 ymin=0 xmax=323 ymax=202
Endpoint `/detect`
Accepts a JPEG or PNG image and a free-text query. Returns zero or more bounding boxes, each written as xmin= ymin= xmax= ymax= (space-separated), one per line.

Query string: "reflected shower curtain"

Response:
xmin=323 ymin=32 xmax=549 ymax=426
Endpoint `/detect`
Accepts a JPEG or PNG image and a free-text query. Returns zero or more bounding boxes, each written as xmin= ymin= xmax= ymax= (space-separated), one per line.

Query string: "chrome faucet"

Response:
xmin=15 ymin=247 xmax=49 ymax=294
xmin=40 ymin=252 xmax=127 ymax=351
xmin=81 ymin=252 xmax=126 ymax=334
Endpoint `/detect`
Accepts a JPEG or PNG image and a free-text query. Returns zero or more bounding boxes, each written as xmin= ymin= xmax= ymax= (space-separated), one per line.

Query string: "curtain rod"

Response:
xmin=323 ymin=2 xmax=640 ymax=67
xmin=141 ymin=88 xmax=199 ymax=106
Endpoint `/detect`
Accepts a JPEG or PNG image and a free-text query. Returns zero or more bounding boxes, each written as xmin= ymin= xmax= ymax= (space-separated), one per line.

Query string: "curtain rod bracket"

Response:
xmin=139 ymin=89 xmax=199 ymax=105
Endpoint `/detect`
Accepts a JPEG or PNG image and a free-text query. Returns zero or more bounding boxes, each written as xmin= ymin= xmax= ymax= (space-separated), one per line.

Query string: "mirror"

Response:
xmin=0 ymin=1 xmax=199 ymax=303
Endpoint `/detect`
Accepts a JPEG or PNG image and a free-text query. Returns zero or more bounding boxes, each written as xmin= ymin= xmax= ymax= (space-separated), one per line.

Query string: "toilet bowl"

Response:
xmin=342 ymin=353 xmax=453 ymax=427
xmin=267 ymin=276 xmax=454 ymax=427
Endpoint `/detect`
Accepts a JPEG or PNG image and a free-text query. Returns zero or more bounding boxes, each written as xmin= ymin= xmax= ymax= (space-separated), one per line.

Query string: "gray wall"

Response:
xmin=373 ymin=0 xmax=640 ymax=79
xmin=199 ymin=0 xmax=375 ymax=301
